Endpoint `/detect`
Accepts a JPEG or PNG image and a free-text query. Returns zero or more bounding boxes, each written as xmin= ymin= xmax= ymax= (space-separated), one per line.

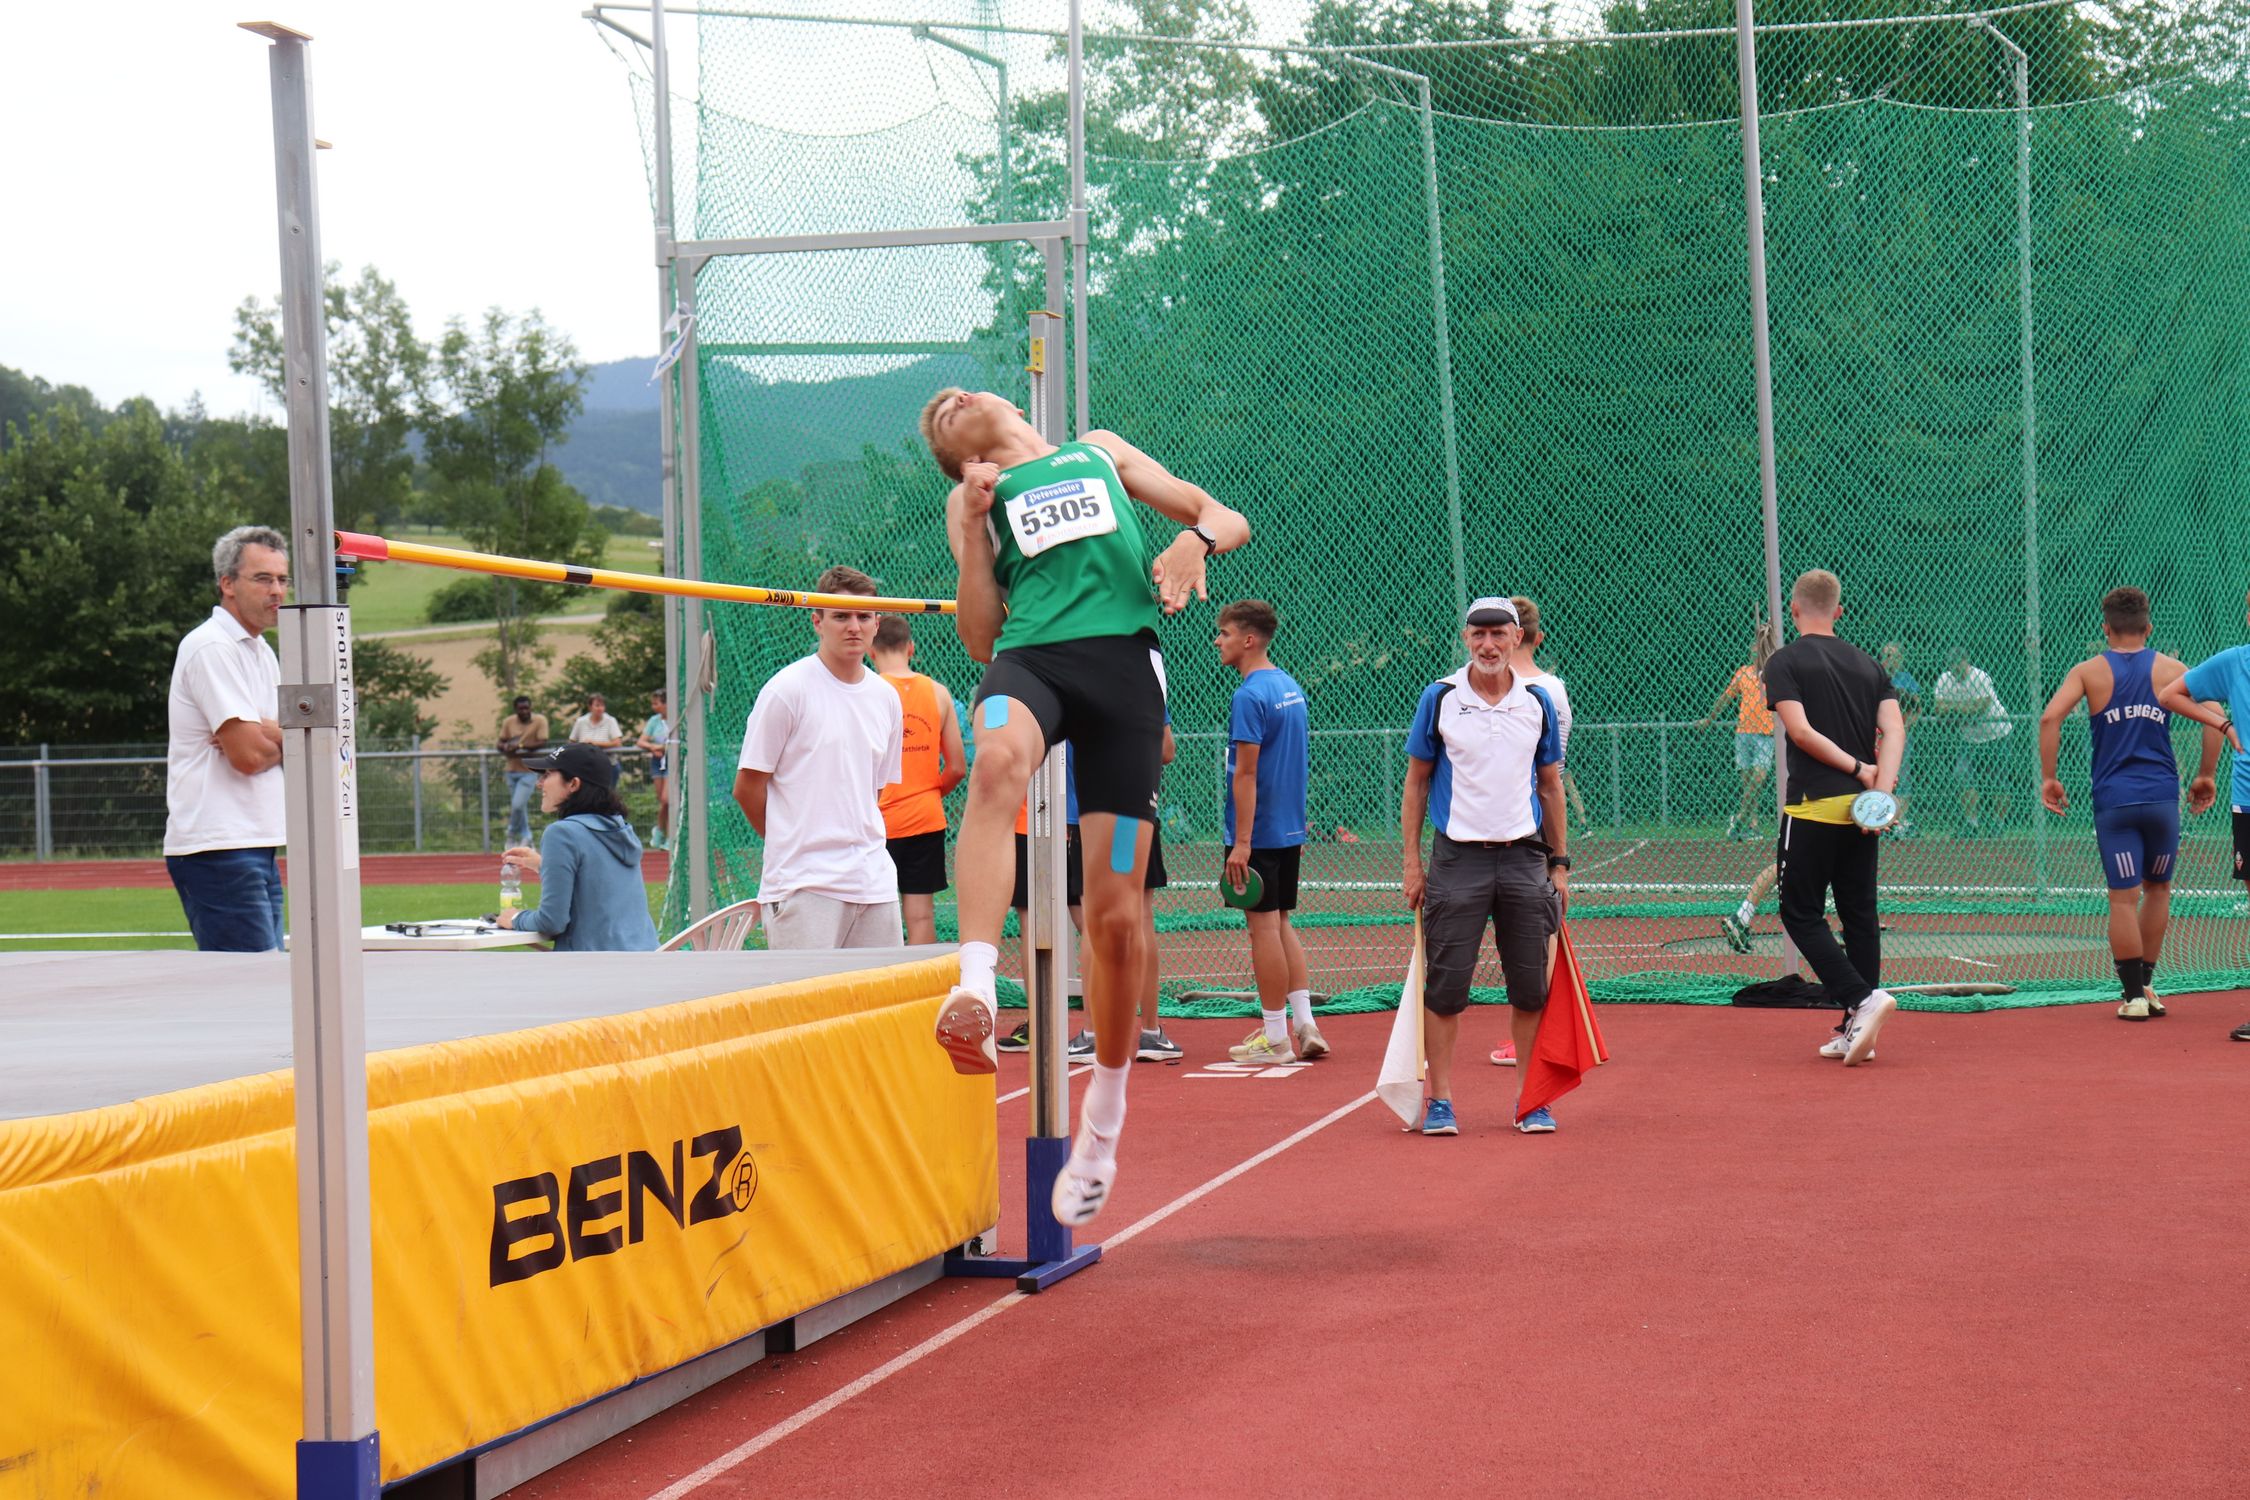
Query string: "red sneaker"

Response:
xmin=1490 ymin=1042 xmax=1517 ymax=1067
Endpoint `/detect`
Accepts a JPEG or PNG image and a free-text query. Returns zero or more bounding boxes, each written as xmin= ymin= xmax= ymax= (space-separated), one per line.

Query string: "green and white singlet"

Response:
xmin=986 ymin=441 xmax=1161 ymax=653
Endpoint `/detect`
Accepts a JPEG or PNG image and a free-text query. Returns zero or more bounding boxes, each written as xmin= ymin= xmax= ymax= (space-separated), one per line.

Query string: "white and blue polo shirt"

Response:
xmin=1405 ymin=666 xmax=1564 ymax=842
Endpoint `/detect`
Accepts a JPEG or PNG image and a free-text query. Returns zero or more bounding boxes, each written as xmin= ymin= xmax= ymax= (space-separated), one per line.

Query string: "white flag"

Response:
xmin=1377 ymin=917 xmax=1428 ymax=1126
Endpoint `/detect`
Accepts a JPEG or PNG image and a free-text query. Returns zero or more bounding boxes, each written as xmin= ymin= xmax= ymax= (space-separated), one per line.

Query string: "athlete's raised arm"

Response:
xmin=946 ymin=459 xmax=1008 ymax=662
xmin=1081 ymin=428 xmax=1249 ymax=614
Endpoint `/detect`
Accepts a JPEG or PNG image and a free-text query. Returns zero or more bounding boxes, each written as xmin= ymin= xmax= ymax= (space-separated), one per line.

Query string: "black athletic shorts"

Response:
xmin=886 ymin=830 xmax=948 ymax=897
xmin=1222 ymin=844 xmax=1301 ymax=913
xmin=2233 ymin=809 xmax=2250 ymax=883
xmin=1014 ymin=828 xmax=1085 ymax=909
xmin=974 ymin=633 xmax=1167 ymax=824
xmin=1145 ymin=824 xmax=1168 ymax=891
xmin=1421 ymin=836 xmax=1560 ymax=1017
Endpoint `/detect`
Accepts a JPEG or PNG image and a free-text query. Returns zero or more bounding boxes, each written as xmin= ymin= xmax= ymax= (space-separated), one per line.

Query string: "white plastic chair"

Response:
xmin=660 ymin=898 xmax=762 ymax=953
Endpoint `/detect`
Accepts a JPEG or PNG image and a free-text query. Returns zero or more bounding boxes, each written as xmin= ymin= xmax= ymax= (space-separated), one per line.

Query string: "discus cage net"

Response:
xmin=595 ymin=0 xmax=2248 ymax=1013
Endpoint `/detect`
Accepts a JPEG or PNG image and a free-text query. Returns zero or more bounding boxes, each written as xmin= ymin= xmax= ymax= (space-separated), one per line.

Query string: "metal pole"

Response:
xmin=33 ymin=745 xmax=51 ymax=861
xmin=1026 ymin=247 xmax=1072 ymax=1160
xmin=1344 ymin=58 xmax=1466 ymax=612
xmin=1735 ymin=0 xmax=1795 ymax=974
xmin=1983 ymin=19 xmax=2046 ymax=895
xmin=410 ymin=734 xmax=423 ymax=851
xmin=1067 ymin=0 xmax=1089 ymax=435
xmin=478 ymin=750 xmax=491 ymax=852
xmin=678 ymin=258 xmax=712 ymax=924
xmin=652 ymin=0 xmax=687 ymax=926
xmin=912 ymin=26 xmax=1010 ymax=219
xmin=241 ymin=21 xmax=378 ymax=1497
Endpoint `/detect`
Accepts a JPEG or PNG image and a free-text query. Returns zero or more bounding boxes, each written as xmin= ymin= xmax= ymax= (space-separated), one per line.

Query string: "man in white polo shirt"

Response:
xmin=733 ymin=565 xmax=907 ymax=949
xmin=1400 ymin=596 xmax=1569 ymax=1136
xmin=164 ymin=525 xmax=290 ymax=951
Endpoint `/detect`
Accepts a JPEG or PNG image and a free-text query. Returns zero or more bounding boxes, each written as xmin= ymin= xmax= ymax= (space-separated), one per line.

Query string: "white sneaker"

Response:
xmin=1229 ymin=1030 xmax=1298 ymax=1064
xmin=1817 ymin=1031 xmax=1872 ymax=1062
xmin=1050 ymin=1133 xmax=1118 ymax=1227
xmin=1843 ymin=990 xmax=1896 ymax=1067
xmin=1291 ymin=1020 xmax=1331 ymax=1060
xmin=934 ymin=987 xmax=998 ymax=1075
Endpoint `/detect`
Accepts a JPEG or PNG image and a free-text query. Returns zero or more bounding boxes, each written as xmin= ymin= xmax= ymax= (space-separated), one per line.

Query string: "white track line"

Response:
xmin=995 ymin=1064 xmax=1090 ymax=1106
xmin=643 ymin=1088 xmax=1379 ymax=1499
xmin=1575 ymin=838 xmax=1650 ymax=875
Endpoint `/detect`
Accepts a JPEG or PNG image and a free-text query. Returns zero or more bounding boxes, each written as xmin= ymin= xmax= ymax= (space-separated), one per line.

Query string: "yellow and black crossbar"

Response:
xmin=333 ymin=531 xmax=955 ymax=615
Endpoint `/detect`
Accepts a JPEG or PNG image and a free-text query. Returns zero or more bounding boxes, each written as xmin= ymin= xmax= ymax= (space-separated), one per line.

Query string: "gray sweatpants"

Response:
xmin=1420 ymin=835 xmax=1559 ymax=1016
xmin=761 ymin=892 xmax=904 ymax=951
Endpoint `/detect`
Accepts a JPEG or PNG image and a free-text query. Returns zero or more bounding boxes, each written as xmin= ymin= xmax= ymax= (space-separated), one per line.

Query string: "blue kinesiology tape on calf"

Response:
xmin=1110 ymin=816 xmax=1141 ymax=875
xmin=982 ymin=697 xmax=1010 ymax=730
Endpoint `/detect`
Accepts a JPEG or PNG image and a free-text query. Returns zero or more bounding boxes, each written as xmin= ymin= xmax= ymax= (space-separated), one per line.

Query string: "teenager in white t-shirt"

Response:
xmin=732 ymin=566 xmax=906 ymax=949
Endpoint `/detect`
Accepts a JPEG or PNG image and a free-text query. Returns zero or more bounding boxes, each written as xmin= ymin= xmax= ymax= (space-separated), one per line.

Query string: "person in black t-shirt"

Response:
xmin=1761 ymin=569 xmax=1906 ymax=1066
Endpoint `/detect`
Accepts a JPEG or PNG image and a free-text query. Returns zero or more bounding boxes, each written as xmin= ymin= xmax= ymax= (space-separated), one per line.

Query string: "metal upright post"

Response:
xmin=1982 ymin=17 xmax=2047 ymax=895
xmin=32 ymin=746 xmax=51 ymax=861
xmin=1734 ymin=0 xmax=1796 ymax=975
xmin=949 ymin=244 xmax=1098 ymax=1293
xmin=652 ymin=0 xmax=686 ymax=918
xmin=677 ymin=260 xmax=712 ymax=923
xmin=1067 ymin=0 xmax=1090 ymax=434
xmin=242 ymin=21 xmax=378 ymax=1499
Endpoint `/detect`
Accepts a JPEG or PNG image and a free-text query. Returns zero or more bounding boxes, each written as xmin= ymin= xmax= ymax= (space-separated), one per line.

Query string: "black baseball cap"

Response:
xmin=520 ymin=741 xmax=617 ymax=788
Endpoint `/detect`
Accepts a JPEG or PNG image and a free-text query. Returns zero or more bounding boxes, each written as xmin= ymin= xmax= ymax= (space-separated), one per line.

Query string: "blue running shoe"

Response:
xmin=1515 ymin=1106 xmax=1557 ymax=1134
xmin=1421 ymin=1098 xmax=1459 ymax=1136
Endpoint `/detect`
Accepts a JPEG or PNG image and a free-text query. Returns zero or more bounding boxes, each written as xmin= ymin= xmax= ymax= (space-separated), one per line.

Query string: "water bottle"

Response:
xmin=499 ymin=859 xmax=522 ymax=916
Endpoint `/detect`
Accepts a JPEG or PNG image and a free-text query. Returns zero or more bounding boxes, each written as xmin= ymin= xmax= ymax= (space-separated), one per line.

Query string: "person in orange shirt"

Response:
xmin=1696 ymin=622 xmax=1779 ymax=841
xmin=871 ymin=617 xmax=968 ymax=944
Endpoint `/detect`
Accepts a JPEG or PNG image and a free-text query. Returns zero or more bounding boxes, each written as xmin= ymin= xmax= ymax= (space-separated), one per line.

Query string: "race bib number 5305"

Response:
xmin=1003 ymin=477 xmax=1119 ymax=558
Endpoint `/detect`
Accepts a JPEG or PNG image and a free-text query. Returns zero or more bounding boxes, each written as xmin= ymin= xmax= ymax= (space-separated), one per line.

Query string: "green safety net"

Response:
xmin=604 ymin=0 xmax=2250 ymax=1009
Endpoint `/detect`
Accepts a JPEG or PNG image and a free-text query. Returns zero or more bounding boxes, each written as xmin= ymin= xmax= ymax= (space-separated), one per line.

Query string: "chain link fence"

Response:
xmin=604 ymin=0 xmax=2248 ymax=1008
xmin=0 ymin=743 xmax=667 ymax=861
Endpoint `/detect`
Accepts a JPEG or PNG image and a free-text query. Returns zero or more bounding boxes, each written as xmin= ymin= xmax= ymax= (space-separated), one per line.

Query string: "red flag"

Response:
xmin=1515 ymin=920 xmax=1610 ymax=1122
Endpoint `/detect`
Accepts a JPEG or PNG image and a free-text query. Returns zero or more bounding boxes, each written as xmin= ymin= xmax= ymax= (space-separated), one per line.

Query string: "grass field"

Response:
xmin=0 ymin=882 xmax=669 ymax=950
xmin=348 ymin=530 xmax=664 ymax=634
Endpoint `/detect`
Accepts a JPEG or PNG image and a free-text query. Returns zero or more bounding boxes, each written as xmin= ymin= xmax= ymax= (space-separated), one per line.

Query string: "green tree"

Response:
xmin=417 ymin=308 xmax=595 ymax=697
xmin=353 ymin=638 xmax=449 ymax=743
xmin=0 ymin=364 xmax=108 ymax=447
xmin=0 ymin=404 xmax=238 ymax=742
xmin=557 ymin=592 xmax=664 ymax=719
xmin=231 ymin=264 xmax=429 ymax=533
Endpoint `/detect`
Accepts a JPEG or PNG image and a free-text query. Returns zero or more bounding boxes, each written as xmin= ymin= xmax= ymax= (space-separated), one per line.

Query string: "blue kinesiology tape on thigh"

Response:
xmin=1109 ymin=816 xmax=1141 ymax=875
xmin=981 ymin=697 xmax=1010 ymax=730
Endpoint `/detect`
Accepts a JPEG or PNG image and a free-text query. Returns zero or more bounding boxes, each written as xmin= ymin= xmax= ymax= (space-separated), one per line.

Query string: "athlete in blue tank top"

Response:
xmin=2038 ymin=587 xmax=2222 ymax=1021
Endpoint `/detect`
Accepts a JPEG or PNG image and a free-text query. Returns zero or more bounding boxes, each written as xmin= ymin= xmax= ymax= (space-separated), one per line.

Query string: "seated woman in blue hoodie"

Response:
xmin=497 ymin=742 xmax=659 ymax=951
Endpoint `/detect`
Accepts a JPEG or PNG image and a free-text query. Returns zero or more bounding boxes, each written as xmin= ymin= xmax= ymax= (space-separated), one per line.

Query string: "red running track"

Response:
xmin=0 ymin=852 xmax=670 ymax=891
xmin=511 ymin=998 xmax=2250 ymax=1499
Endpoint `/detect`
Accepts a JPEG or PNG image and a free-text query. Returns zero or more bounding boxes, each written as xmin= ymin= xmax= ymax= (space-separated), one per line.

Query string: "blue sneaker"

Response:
xmin=1515 ymin=1106 xmax=1557 ymax=1134
xmin=1420 ymin=1098 xmax=1459 ymax=1136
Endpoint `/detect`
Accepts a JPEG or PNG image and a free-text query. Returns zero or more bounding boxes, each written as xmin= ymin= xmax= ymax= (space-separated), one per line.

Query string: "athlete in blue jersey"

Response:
xmin=1213 ymin=600 xmax=1320 ymax=1065
xmin=2158 ymin=589 xmax=2250 ymax=1042
xmin=2039 ymin=588 xmax=2220 ymax=1021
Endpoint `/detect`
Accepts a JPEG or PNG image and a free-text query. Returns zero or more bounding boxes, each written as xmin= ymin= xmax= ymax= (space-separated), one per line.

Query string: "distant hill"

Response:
xmin=555 ymin=355 xmax=987 ymax=514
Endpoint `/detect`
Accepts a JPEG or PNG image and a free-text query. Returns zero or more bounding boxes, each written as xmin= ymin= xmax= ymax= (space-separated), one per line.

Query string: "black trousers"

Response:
xmin=1776 ymin=814 xmax=1880 ymax=1011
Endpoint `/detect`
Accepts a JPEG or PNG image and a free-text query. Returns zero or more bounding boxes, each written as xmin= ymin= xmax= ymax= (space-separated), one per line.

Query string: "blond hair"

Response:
xmin=1510 ymin=595 xmax=1542 ymax=646
xmin=1792 ymin=569 xmax=1842 ymax=615
xmin=920 ymin=387 xmax=966 ymax=481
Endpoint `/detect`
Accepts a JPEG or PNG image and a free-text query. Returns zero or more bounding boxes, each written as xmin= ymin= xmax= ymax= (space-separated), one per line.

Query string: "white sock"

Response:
xmin=1082 ymin=1062 xmax=1128 ymax=1149
xmin=957 ymin=941 xmax=998 ymax=1002
xmin=1736 ymin=899 xmax=1756 ymax=925
xmin=1262 ymin=1007 xmax=1289 ymax=1045
xmin=1287 ymin=988 xmax=1314 ymax=1027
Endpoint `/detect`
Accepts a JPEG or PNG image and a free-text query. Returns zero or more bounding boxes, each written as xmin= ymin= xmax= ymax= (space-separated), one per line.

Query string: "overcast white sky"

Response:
xmin=1 ymin=2 xmax=658 ymax=418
